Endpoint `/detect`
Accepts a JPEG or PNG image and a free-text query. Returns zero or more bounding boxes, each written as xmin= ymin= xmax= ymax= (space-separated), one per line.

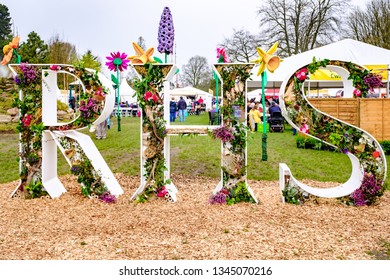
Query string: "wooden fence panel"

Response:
xmin=307 ymin=98 xmax=390 ymax=141
xmin=308 ymin=98 xmax=359 ymax=126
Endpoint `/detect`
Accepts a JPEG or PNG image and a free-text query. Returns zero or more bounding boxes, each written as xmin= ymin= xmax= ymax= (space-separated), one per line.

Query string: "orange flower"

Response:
xmin=1 ymin=36 xmax=20 ymax=65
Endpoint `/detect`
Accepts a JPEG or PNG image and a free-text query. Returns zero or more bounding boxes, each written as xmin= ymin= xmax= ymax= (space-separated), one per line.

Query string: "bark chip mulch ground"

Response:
xmin=1 ymin=174 xmax=389 ymax=260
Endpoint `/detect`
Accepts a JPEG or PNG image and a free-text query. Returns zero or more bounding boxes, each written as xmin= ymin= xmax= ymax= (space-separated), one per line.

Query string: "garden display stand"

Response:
xmin=9 ymin=64 xmax=123 ymax=199
xmin=130 ymin=63 xmax=179 ymax=202
xmin=210 ymin=63 xmax=258 ymax=204
xmin=279 ymin=59 xmax=387 ymax=205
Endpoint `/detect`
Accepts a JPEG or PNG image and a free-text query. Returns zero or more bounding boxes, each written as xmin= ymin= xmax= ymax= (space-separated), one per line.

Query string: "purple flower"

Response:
xmin=212 ymin=126 xmax=235 ymax=143
xmin=350 ymin=173 xmax=383 ymax=206
xmin=363 ymin=73 xmax=383 ymax=91
xmin=157 ymin=7 xmax=175 ymax=54
xmin=14 ymin=75 xmax=21 ymax=85
xmin=209 ymin=189 xmax=229 ymax=204
xmin=99 ymin=191 xmax=117 ymax=203
xmin=19 ymin=63 xmax=37 ymax=83
xmin=70 ymin=165 xmax=81 ymax=174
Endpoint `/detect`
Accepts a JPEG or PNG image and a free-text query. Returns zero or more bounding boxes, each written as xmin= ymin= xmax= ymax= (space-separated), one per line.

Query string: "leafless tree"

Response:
xmin=343 ymin=0 xmax=390 ymax=49
xmin=257 ymin=0 xmax=350 ymax=56
xmin=47 ymin=34 xmax=78 ymax=89
xmin=181 ymin=55 xmax=211 ymax=90
xmin=220 ymin=28 xmax=262 ymax=63
xmin=47 ymin=34 xmax=78 ymax=64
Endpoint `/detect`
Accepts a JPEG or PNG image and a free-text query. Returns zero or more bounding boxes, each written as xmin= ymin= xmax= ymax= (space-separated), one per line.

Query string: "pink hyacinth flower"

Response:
xmin=216 ymin=47 xmax=230 ymax=63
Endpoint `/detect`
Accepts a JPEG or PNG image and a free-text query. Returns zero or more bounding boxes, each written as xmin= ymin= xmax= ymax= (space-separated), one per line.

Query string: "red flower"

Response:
xmin=353 ymin=89 xmax=362 ymax=97
xmin=144 ymin=91 xmax=153 ymax=101
xmin=152 ymin=94 xmax=158 ymax=103
xmin=22 ymin=114 xmax=32 ymax=127
xmin=372 ymin=151 xmax=380 ymax=158
xmin=296 ymin=68 xmax=308 ymax=81
xmin=95 ymin=87 xmax=104 ymax=96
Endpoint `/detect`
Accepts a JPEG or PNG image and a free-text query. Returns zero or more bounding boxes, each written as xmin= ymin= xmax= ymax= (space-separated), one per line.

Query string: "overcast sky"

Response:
xmin=3 ymin=0 xmax=368 ymax=76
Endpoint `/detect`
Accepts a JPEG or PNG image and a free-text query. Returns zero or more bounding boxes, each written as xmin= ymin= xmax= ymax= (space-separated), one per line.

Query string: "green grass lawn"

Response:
xmin=1 ymin=117 xmax=389 ymax=187
xmin=171 ymin=111 xmax=210 ymax=125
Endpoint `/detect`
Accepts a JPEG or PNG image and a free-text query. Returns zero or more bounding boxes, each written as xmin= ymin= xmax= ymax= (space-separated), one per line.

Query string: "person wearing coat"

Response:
xmin=169 ymin=97 xmax=177 ymax=122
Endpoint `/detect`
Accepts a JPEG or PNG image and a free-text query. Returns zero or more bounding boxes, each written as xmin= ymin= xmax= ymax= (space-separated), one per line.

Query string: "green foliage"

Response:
xmin=345 ymin=62 xmax=371 ymax=97
xmin=25 ymin=180 xmax=47 ymax=199
xmin=282 ymin=185 xmax=301 ymax=205
xmin=18 ymin=31 xmax=49 ymax=63
xmin=307 ymin=57 xmax=330 ymax=73
xmin=57 ymin=99 xmax=68 ymax=111
xmin=71 ymin=157 xmax=106 ymax=197
xmin=328 ymin=132 xmax=342 ymax=146
xmin=225 ymin=182 xmax=255 ymax=205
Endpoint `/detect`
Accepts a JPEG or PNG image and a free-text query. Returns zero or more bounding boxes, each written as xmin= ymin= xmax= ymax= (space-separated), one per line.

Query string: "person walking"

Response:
xmin=248 ymin=103 xmax=262 ymax=132
xmin=96 ymin=117 xmax=109 ymax=139
xmin=169 ymin=97 xmax=177 ymax=122
xmin=177 ymin=96 xmax=187 ymax=122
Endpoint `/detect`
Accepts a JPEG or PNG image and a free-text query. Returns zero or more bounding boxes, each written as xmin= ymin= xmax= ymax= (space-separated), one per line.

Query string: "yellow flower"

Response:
xmin=1 ymin=36 xmax=20 ymax=65
xmin=127 ymin=42 xmax=155 ymax=64
xmin=251 ymin=42 xmax=281 ymax=76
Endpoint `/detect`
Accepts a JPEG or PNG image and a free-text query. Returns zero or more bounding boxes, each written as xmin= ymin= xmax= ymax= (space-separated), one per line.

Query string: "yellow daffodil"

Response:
xmin=1 ymin=36 xmax=20 ymax=65
xmin=127 ymin=42 xmax=155 ymax=64
xmin=251 ymin=42 xmax=281 ymax=76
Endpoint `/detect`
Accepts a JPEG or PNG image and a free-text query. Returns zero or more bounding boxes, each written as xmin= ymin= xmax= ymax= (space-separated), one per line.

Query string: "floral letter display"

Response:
xmin=130 ymin=63 xmax=178 ymax=203
xmin=9 ymin=63 xmax=123 ymax=199
xmin=210 ymin=64 xmax=258 ymax=205
xmin=279 ymin=59 xmax=387 ymax=206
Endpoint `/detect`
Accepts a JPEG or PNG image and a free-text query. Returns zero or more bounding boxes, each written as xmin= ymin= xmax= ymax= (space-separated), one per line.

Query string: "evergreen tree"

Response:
xmin=0 ymin=4 xmax=12 ymax=51
xmin=77 ymin=50 xmax=102 ymax=72
xmin=18 ymin=31 xmax=48 ymax=63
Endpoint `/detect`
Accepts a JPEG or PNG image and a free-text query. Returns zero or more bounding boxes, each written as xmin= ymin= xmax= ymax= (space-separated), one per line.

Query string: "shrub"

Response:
xmin=380 ymin=141 xmax=390 ymax=155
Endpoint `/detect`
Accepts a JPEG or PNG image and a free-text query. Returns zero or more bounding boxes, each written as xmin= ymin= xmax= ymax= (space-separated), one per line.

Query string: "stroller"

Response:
xmin=268 ymin=111 xmax=285 ymax=132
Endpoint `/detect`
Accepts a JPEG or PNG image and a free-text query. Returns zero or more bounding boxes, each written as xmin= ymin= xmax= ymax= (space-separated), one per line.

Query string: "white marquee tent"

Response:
xmin=247 ymin=39 xmax=390 ymax=97
xmin=169 ymin=86 xmax=213 ymax=110
xmin=119 ymin=79 xmax=136 ymax=105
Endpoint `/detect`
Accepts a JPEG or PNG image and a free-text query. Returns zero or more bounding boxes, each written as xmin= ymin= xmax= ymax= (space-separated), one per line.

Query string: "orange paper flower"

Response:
xmin=1 ymin=36 xmax=20 ymax=65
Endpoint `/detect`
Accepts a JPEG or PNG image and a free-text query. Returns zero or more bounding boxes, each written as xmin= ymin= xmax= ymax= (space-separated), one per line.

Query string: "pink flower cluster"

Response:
xmin=295 ymin=68 xmax=308 ymax=81
xmin=22 ymin=114 xmax=32 ymax=127
xmin=49 ymin=65 xmax=61 ymax=71
xmin=95 ymin=87 xmax=105 ymax=97
xmin=157 ymin=186 xmax=168 ymax=198
xmin=300 ymin=123 xmax=309 ymax=134
xmin=144 ymin=91 xmax=159 ymax=103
